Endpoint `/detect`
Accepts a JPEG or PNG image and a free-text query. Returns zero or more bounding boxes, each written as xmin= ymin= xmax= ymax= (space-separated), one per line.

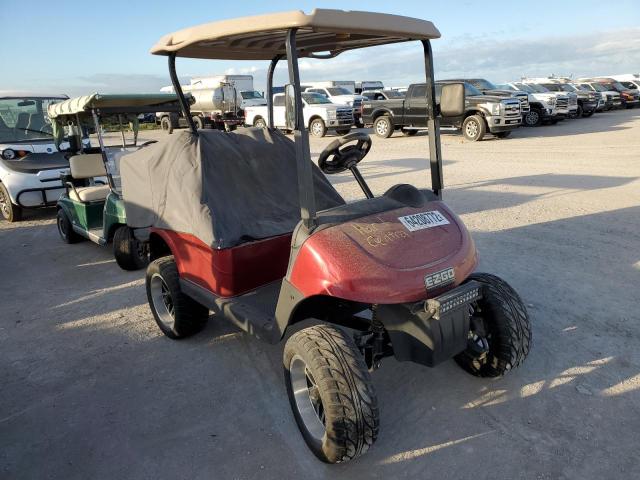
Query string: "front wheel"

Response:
xmin=309 ymin=118 xmax=327 ymax=137
xmin=284 ymin=325 xmax=379 ymax=464
xmin=160 ymin=117 xmax=173 ymax=134
xmin=576 ymin=105 xmax=584 ymax=117
xmin=146 ymin=256 xmax=209 ymax=339
xmin=373 ymin=115 xmax=394 ymax=138
xmin=455 ymin=273 xmax=531 ymax=377
xmin=113 ymin=226 xmax=148 ymax=271
xmin=462 ymin=115 xmax=486 ymax=141
xmin=0 ymin=183 xmax=22 ymax=222
xmin=523 ymin=109 xmax=542 ymax=127
xmin=56 ymin=209 xmax=82 ymax=243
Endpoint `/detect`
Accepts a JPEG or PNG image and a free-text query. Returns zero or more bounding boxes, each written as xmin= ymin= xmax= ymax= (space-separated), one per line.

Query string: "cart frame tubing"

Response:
xmin=168 ymin=53 xmax=199 ymax=136
xmin=267 ymin=54 xmax=283 ymax=128
xmin=422 ymin=39 xmax=443 ymax=199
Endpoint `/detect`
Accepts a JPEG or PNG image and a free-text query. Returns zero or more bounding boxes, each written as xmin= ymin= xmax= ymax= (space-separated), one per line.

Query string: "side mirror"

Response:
xmin=284 ymin=84 xmax=297 ymax=130
xmin=440 ymin=83 xmax=465 ymax=117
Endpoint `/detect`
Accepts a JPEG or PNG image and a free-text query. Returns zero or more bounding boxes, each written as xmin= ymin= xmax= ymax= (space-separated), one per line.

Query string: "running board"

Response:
xmin=180 ymin=279 xmax=282 ymax=344
xmin=72 ymin=225 xmax=107 ymax=245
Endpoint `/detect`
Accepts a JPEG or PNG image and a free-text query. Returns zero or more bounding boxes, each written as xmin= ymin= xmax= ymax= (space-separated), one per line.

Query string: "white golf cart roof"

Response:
xmin=151 ymin=9 xmax=440 ymax=60
xmin=48 ymin=93 xmax=181 ymax=118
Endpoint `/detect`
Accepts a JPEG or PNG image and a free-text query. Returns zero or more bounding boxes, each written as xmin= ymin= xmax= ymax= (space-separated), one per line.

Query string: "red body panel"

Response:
xmin=289 ymin=201 xmax=478 ymax=304
xmin=152 ymin=228 xmax=291 ymax=297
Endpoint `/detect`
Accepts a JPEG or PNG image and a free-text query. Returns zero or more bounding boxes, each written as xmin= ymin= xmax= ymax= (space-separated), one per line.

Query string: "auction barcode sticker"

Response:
xmin=398 ymin=210 xmax=450 ymax=232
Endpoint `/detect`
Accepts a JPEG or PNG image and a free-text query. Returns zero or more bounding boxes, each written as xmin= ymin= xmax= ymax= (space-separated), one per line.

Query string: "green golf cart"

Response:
xmin=49 ymin=93 xmax=182 ymax=270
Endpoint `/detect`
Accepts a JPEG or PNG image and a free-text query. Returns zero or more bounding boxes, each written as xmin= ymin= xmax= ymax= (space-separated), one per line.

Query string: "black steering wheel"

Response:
xmin=317 ymin=132 xmax=372 ymax=174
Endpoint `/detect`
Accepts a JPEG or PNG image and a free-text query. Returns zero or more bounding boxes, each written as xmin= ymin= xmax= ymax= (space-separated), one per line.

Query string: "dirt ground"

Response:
xmin=2 ymin=109 xmax=639 ymax=479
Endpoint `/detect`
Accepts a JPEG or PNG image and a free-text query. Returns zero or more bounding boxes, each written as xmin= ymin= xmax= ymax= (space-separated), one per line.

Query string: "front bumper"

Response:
xmin=377 ymin=281 xmax=482 ymax=367
xmin=485 ymin=114 xmax=521 ymax=133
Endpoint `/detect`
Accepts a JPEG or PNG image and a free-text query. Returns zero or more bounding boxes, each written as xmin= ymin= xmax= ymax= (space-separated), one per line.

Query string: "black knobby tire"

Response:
xmin=524 ymin=108 xmax=542 ymax=127
xmin=373 ymin=115 xmax=393 ymax=138
xmin=495 ymin=131 xmax=511 ymax=139
xmin=113 ymin=226 xmax=148 ymax=271
xmin=0 ymin=182 xmax=21 ymax=222
xmin=146 ymin=256 xmax=209 ymax=339
xmin=254 ymin=117 xmax=267 ymax=129
xmin=309 ymin=118 xmax=327 ymax=137
xmin=56 ymin=209 xmax=82 ymax=244
xmin=401 ymin=128 xmax=418 ymax=136
xmin=462 ymin=114 xmax=486 ymax=141
xmin=283 ymin=325 xmax=379 ymax=464
xmin=455 ymin=273 xmax=531 ymax=377
xmin=335 ymin=128 xmax=351 ymax=136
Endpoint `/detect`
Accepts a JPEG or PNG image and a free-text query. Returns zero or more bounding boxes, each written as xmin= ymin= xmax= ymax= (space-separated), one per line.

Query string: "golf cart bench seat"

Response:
xmin=68 ymin=153 xmax=109 ymax=202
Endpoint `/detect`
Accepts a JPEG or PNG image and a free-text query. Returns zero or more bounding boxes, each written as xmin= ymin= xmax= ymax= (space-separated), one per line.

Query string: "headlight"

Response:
xmin=491 ymin=103 xmax=502 ymax=115
xmin=548 ymin=97 xmax=556 ymax=106
xmin=2 ymin=148 xmax=15 ymax=160
xmin=327 ymin=110 xmax=337 ymax=119
xmin=346 ymin=101 xmax=353 ymax=107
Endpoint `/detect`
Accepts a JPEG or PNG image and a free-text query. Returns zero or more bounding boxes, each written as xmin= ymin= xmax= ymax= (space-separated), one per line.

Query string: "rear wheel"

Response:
xmin=455 ymin=273 xmax=531 ymax=377
xmin=113 ymin=226 xmax=148 ymax=271
xmin=0 ymin=183 xmax=21 ymax=222
xmin=309 ymin=118 xmax=327 ymax=137
xmin=253 ymin=117 xmax=267 ymax=129
xmin=146 ymin=256 xmax=209 ymax=339
xmin=462 ymin=115 xmax=486 ymax=141
xmin=373 ymin=115 xmax=393 ymax=138
xmin=284 ymin=325 xmax=379 ymax=464
xmin=56 ymin=209 xmax=82 ymax=243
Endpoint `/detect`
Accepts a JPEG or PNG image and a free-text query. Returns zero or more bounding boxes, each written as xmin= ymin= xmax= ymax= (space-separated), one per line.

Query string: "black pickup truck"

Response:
xmin=361 ymin=82 xmax=522 ymax=141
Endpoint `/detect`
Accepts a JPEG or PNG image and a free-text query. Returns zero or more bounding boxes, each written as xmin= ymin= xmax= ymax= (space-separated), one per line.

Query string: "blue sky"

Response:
xmin=1 ymin=0 xmax=639 ymax=95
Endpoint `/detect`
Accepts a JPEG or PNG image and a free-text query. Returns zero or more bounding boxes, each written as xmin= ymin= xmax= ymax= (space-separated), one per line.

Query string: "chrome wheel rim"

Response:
xmin=290 ymin=355 xmax=326 ymax=441
xmin=255 ymin=119 xmax=266 ymax=128
xmin=311 ymin=121 xmax=323 ymax=136
xmin=526 ymin=111 xmax=539 ymax=125
xmin=0 ymin=188 xmax=10 ymax=219
xmin=375 ymin=119 xmax=389 ymax=136
xmin=150 ymin=273 xmax=175 ymax=329
xmin=465 ymin=120 xmax=479 ymax=138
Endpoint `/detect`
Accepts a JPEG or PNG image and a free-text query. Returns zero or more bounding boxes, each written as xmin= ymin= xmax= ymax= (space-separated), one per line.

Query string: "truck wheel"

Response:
xmin=193 ymin=116 xmax=204 ymax=130
xmin=146 ymin=256 xmax=209 ymax=339
xmin=495 ymin=131 xmax=511 ymax=139
xmin=335 ymin=128 xmax=351 ymax=136
xmin=455 ymin=273 xmax=531 ymax=377
xmin=582 ymin=110 xmax=594 ymax=117
xmin=524 ymin=108 xmax=542 ymax=127
xmin=254 ymin=117 xmax=267 ymax=129
xmin=56 ymin=209 xmax=82 ymax=243
xmin=0 ymin=183 xmax=22 ymax=222
xmin=576 ymin=105 xmax=584 ymax=117
xmin=309 ymin=118 xmax=327 ymax=137
xmin=160 ymin=117 xmax=173 ymax=134
xmin=113 ymin=226 xmax=148 ymax=271
xmin=462 ymin=115 xmax=486 ymax=141
xmin=401 ymin=128 xmax=418 ymax=136
xmin=283 ymin=325 xmax=379 ymax=464
xmin=373 ymin=115 xmax=393 ymax=138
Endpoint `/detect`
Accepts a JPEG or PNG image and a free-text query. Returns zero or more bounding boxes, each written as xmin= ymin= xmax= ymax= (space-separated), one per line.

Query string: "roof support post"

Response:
xmin=168 ymin=53 xmax=198 ymax=136
xmin=422 ymin=40 xmax=443 ymax=199
xmin=267 ymin=55 xmax=283 ymax=128
xmin=286 ymin=28 xmax=316 ymax=230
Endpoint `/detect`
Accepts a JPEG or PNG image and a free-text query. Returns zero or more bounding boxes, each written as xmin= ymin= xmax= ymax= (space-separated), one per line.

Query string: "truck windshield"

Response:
xmin=463 ymin=83 xmax=483 ymax=96
xmin=0 ymin=96 xmax=66 ymax=143
xmin=590 ymin=84 xmax=607 ymax=92
xmin=383 ymin=90 xmax=404 ymax=98
xmin=496 ymin=84 xmax=517 ymax=91
xmin=302 ymin=93 xmax=332 ymax=105
xmin=527 ymin=84 xmax=550 ymax=93
xmin=326 ymin=87 xmax=351 ymax=96
xmin=240 ymin=91 xmax=264 ymax=99
xmin=469 ymin=79 xmax=497 ymax=90
xmin=513 ymin=83 xmax=534 ymax=93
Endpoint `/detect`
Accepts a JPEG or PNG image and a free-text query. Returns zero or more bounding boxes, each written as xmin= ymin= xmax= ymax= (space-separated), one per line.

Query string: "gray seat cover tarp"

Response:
xmin=121 ymin=127 xmax=344 ymax=249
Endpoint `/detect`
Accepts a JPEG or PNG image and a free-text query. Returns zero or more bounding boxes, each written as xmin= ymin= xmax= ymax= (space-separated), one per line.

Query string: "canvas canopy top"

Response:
xmin=47 ymin=93 xmax=181 ymax=118
xmin=150 ymin=9 xmax=440 ymax=60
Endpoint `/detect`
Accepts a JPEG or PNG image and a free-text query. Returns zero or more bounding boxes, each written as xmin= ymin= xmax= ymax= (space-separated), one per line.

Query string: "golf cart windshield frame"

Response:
xmin=166 ymin=29 xmax=444 ymax=231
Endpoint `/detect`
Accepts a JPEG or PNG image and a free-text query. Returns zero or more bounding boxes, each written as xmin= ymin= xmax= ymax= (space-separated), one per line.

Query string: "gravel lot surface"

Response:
xmin=2 ymin=109 xmax=639 ymax=479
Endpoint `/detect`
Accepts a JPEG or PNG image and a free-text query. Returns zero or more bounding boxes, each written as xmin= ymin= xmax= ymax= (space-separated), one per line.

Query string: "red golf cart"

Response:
xmin=122 ymin=9 xmax=531 ymax=463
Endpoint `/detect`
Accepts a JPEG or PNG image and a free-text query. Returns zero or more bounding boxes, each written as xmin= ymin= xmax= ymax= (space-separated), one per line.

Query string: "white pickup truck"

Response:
xmin=302 ymin=85 xmax=366 ymax=126
xmin=244 ymin=92 xmax=354 ymax=137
